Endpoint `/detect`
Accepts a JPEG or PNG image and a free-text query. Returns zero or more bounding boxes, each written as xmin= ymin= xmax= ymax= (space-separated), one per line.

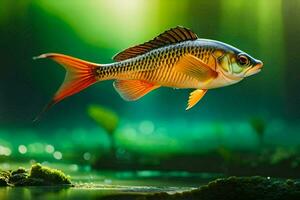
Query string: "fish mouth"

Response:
xmin=244 ymin=60 xmax=263 ymax=77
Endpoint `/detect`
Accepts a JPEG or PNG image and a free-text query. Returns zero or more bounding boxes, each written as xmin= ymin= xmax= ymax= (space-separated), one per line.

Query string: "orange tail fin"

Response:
xmin=33 ymin=53 xmax=99 ymax=121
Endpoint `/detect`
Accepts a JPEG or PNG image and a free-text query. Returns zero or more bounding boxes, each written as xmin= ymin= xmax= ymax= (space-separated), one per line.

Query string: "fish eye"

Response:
xmin=237 ymin=54 xmax=249 ymax=66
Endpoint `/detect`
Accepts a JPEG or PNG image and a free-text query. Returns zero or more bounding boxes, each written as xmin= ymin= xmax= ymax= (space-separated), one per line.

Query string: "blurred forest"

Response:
xmin=0 ymin=0 xmax=299 ymax=175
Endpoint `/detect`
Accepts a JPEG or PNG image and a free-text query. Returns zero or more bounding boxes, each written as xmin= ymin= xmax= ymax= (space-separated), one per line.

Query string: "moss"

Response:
xmin=181 ymin=176 xmax=300 ymax=200
xmin=28 ymin=163 xmax=71 ymax=185
xmin=0 ymin=170 xmax=10 ymax=186
xmin=0 ymin=170 xmax=11 ymax=180
xmin=0 ymin=163 xmax=71 ymax=187
xmin=102 ymin=176 xmax=300 ymax=200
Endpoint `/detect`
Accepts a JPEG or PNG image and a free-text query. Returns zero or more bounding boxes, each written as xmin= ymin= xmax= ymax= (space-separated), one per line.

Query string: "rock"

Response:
xmin=11 ymin=167 xmax=26 ymax=175
xmin=13 ymin=177 xmax=46 ymax=186
xmin=0 ymin=177 xmax=8 ymax=186
xmin=9 ymin=173 xmax=28 ymax=185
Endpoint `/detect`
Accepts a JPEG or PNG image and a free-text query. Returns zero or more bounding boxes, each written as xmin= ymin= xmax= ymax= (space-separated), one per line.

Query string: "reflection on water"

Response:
xmin=0 ymin=187 xmax=70 ymax=200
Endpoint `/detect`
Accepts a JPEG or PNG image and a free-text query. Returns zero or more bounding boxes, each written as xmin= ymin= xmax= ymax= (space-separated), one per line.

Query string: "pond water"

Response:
xmin=0 ymin=163 xmax=222 ymax=199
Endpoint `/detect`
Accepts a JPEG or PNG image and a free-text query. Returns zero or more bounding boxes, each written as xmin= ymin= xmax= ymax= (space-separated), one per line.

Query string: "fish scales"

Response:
xmin=97 ymin=41 xmax=211 ymax=88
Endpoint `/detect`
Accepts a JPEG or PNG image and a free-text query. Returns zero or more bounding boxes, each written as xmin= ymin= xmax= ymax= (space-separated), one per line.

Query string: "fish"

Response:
xmin=34 ymin=26 xmax=263 ymax=118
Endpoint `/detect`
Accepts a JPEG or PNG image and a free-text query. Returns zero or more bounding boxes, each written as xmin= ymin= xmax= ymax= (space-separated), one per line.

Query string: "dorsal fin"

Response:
xmin=113 ymin=26 xmax=198 ymax=61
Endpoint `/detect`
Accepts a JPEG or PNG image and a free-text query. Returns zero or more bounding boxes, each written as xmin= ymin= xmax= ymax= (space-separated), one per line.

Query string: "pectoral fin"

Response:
xmin=113 ymin=80 xmax=160 ymax=101
xmin=175 ymin=54 xmax=217 ymax=82
xmin=186 ymin=89 xmax=208 ymax=110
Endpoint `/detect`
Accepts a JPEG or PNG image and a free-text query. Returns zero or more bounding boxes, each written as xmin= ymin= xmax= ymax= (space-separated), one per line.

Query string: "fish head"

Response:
xmin=229 ymin=52 xmax=263 ymax=78
xmin=212 ymin=43 xmax=263 ymax=81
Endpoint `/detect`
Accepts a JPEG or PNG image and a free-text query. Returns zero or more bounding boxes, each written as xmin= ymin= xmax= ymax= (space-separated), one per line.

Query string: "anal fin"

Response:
xmin=113 ymin=80 xmax=160 ymax=101
xmin=186 ymin=89 xmax=207 ymax=110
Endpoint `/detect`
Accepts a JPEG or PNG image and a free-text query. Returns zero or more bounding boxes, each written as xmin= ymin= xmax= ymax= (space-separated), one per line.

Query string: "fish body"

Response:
xmin=34 ymin=26 xmax=263 ymax=118
xmin=99 ymin=40 xmax=215 ymax=89
xmin=98 ymin=39 xmax=258 ymax=89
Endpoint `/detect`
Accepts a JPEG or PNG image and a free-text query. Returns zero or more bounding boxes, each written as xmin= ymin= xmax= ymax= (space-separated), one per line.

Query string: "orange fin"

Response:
xmin=33 ymin=53 xmax=99 ymax=121
xmin=113 ymin=80 xmax=160 ymax=101
xmin=186 ymin=89 xmax=207 ymax=110
xmin=113 ymin=26 xmax=198 ymax=61
xmin=175 ymin=54 xmax=217 ymax=82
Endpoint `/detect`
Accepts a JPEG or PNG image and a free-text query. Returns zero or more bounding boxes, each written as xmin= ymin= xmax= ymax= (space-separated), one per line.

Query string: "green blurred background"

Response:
xmin=0 ymin=0 xmax=299 ymax=171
